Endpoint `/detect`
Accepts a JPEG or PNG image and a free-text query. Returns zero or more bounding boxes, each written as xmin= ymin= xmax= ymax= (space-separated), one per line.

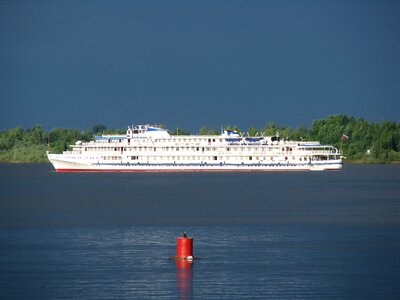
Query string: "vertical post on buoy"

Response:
xmin=176 ymin=231 xmax=193 ymax=261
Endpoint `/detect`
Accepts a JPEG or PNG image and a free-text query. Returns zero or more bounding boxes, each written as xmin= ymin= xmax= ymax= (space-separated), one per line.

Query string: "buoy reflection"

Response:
xmin=176 ymin=259 xmax=193 ymax=300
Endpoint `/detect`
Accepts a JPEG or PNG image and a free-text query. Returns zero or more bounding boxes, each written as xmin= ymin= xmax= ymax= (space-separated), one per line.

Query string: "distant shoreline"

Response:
xmin=1 ymin=114 xmax=399 ymax=164
xmin=345 ymin=160 xmax=400 ymax=164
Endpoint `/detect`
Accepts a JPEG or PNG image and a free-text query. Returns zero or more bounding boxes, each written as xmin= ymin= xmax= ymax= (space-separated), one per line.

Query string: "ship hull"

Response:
xmin=48 ymin=155 xmax=342 ymax=172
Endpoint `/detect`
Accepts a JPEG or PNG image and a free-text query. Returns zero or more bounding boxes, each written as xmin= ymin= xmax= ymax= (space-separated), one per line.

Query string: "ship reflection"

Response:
xmin=176 ymin=260 xmax=193 ymax=300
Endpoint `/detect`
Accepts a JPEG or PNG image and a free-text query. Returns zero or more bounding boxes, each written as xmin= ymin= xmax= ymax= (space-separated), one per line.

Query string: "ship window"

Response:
xmin=213 ymin=156 xmax=217 ymax=160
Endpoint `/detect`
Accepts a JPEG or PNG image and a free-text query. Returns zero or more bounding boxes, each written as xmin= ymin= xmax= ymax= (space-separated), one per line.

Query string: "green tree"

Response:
xmin=311 ymin=114 xmax=350 ymax=146
xmin=291 ymin=125 xmax=310 ymax=141
xmin=199 ymin=125 xmax=219 ymax=135
xmin=0 ymin=134 xmax=12 ymax=151
xmin=171 ymin=128 xmax=191 ymax=135
xmin=92 ymin=124 xmax=107 ymax=135
xmin=248 ymin=126 xmax=259 ymax=137
xmin=263 ymin=122 xmax=277 ymax=136
xmin=223 ymin=125 xmax=241 ymax=133
xmin=23 ymin=125 xmax=47 ymax=145
xmin=48 ymin=128 xmax=86 ymax=153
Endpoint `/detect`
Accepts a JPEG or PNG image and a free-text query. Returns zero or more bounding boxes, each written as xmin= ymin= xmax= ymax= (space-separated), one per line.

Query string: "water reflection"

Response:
xmin=176 ymin=260 xmax=193 ymax=300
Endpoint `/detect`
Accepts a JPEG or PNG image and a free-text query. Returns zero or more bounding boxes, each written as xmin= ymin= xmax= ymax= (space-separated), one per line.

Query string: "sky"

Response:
xmin=0 ymin=0 xmax=399 ymax=132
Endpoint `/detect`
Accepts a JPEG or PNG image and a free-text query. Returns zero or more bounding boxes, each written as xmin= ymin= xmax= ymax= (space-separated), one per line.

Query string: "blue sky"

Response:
xmin=1 ymin=0 xmax=399 ymax=132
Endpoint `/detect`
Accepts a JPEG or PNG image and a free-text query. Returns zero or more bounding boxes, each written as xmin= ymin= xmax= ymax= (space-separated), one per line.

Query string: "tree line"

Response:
xmin=0 ymin=125 xmax=124 ymax=163
xmin=0 ymin=114 xmax=399 ymax=163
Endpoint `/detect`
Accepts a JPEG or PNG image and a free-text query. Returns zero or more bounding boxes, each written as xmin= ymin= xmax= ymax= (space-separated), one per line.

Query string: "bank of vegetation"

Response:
xmin=0 ymin=114 xmax=399 ymax=163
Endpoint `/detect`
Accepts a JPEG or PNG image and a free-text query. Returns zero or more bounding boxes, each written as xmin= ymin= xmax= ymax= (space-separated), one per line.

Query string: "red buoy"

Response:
xmin=169 ymin=232 xmax=196 ymax=262
xmin=176 ymin=232 xmax=193 ymax=259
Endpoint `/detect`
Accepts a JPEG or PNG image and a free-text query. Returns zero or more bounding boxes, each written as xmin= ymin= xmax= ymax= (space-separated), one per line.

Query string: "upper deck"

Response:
xmin=65 ymin=124 xmax=341 ymax=157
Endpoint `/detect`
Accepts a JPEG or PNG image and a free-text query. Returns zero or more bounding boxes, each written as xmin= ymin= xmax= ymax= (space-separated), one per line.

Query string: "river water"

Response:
xmin=0 ymin=163 xmax=399 ymax=299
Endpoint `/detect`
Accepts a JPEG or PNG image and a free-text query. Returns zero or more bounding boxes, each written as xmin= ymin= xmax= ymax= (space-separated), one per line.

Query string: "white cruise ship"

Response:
xmin=47 ymin=124 xmax=343 ymax=172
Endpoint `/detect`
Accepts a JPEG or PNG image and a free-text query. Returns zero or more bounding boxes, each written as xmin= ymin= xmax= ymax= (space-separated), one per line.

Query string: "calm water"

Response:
xmin=0 ymin=164 xmax=399 ymax=299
